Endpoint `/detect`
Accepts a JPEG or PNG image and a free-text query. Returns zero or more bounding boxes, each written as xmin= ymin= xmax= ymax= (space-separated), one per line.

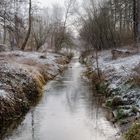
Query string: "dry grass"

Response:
xmin=86 ymin=68 xmax=105 ymax=83
xmin=84 ymin=67 xmax=107 ymax=95
xmin=32 ymin=70 xmax=46 ymax=96
xmin=124 ymin=123 xmax=140 ymax=140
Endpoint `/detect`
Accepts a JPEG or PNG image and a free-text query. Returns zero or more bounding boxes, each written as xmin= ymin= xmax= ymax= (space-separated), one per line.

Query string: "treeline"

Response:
xmin=79 ymin=0 xmax=140 ymax=51
xmin=0 ymin=0 xmax=75 ymax=52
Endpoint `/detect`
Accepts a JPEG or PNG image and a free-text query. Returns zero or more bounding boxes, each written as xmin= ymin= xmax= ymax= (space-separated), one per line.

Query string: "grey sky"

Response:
xmin=37 ymin=0 xmax=65 ymax=7
xmin=36 ymin=0 xmax=84 ymax=8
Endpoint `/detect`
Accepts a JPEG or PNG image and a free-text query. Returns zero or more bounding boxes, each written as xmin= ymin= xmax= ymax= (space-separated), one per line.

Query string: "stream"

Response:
xmin=5 ymin=56 xmax=119 ymax=140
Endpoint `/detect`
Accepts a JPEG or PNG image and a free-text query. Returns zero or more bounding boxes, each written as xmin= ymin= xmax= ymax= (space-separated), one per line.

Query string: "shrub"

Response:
xmin=116 ymin=109 xmax=128 ymax=121
xmin=67 ymin=52 xmax=74 ymax=60
xmin=95 ymin=82 xmax=109 ymax=95
xmin=105 ymin=99 xmax=113 ymax=107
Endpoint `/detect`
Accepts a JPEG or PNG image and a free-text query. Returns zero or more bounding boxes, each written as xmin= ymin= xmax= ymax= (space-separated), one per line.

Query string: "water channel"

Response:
xmin=5 ymin=56 xmax=119 ymax=140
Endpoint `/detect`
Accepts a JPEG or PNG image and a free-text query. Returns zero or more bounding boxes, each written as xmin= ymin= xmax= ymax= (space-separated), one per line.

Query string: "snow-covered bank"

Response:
xmin=0 ymin=51 xmax=70 ymax=137
xmin=84 ymin=50 xmax=140 ymax=132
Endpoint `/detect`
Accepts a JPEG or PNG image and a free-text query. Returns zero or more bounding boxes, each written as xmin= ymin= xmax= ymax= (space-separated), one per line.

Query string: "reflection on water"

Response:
xmin=5 ymin=57 xmax=119 ymax=140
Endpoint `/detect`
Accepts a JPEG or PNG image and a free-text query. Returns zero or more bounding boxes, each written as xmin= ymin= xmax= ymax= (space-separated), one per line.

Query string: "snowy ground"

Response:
xmin=97 ymin=51 xmax=140 ymax=92
xmin=0 ymin=50 xmax=69 ymax=99
xmin=86 ymin=50 xmax=140 ymax=129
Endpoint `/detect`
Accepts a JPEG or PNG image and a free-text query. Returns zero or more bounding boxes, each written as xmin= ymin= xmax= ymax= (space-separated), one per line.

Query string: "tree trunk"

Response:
xmin=95 ymin=48 xmax=101 ymax=81
xmin=133 ymin=0 xmax=137 ymax=42
xmin=21 ymin=0 xmax=32 ymax=50
xmin=137 ymin=0 xmax=140 ymax=46
xmin=3 ymin=11 xmax=6 ymax=44
xmin=133 ymin=0 xmax=140 ymax=49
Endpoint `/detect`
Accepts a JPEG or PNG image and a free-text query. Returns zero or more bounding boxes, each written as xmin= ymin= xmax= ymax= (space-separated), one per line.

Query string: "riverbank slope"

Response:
xmin=83 ymin=49 xmax=140 ymax=136
xmin=0 ymin=51 xmax=70 ymax=138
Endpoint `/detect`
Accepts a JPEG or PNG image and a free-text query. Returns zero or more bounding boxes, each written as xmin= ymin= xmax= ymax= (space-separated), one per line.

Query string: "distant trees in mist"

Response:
xmin=0 ymin=0 xmax=75 ymax=52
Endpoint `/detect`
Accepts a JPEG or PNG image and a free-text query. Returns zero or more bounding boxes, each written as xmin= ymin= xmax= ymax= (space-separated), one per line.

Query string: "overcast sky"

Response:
xmin=35 ymin=0 xmax=84 ymax=8
xmin=36 ymin=0 xmax=66 ymax=7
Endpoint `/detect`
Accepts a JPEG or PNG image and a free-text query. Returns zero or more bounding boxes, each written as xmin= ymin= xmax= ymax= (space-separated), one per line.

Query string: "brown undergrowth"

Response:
xmin=84 ymin=67 xmax=107 ymax=95
xmin=124 ymin=123 xmax=140 ymax=140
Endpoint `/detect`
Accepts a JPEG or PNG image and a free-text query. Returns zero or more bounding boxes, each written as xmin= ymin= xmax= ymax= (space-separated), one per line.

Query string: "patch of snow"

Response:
xmin=0 ymin=90 xmax=9 ymax=99
xmin=89 ymin=50 xmax=140 ymax=107
xmin=98 ymin=53 xmax=140 ymax=76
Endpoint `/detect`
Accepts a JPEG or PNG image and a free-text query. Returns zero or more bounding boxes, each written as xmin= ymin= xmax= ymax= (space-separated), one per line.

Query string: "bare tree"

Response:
xmin=134 ymin=0 xmax=140 ymax=49
xmin=79 ymin=0 xmax=134 ymax=78
xmin=32 ymin=14 xmax=51 ymax=50
xmin=49 ymin=1 xmax=75 ymax=52
xmin=21 ymin=0 xmax=32 ymax=50
xmin=137 ymin=0 xmax=140 ymax=47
